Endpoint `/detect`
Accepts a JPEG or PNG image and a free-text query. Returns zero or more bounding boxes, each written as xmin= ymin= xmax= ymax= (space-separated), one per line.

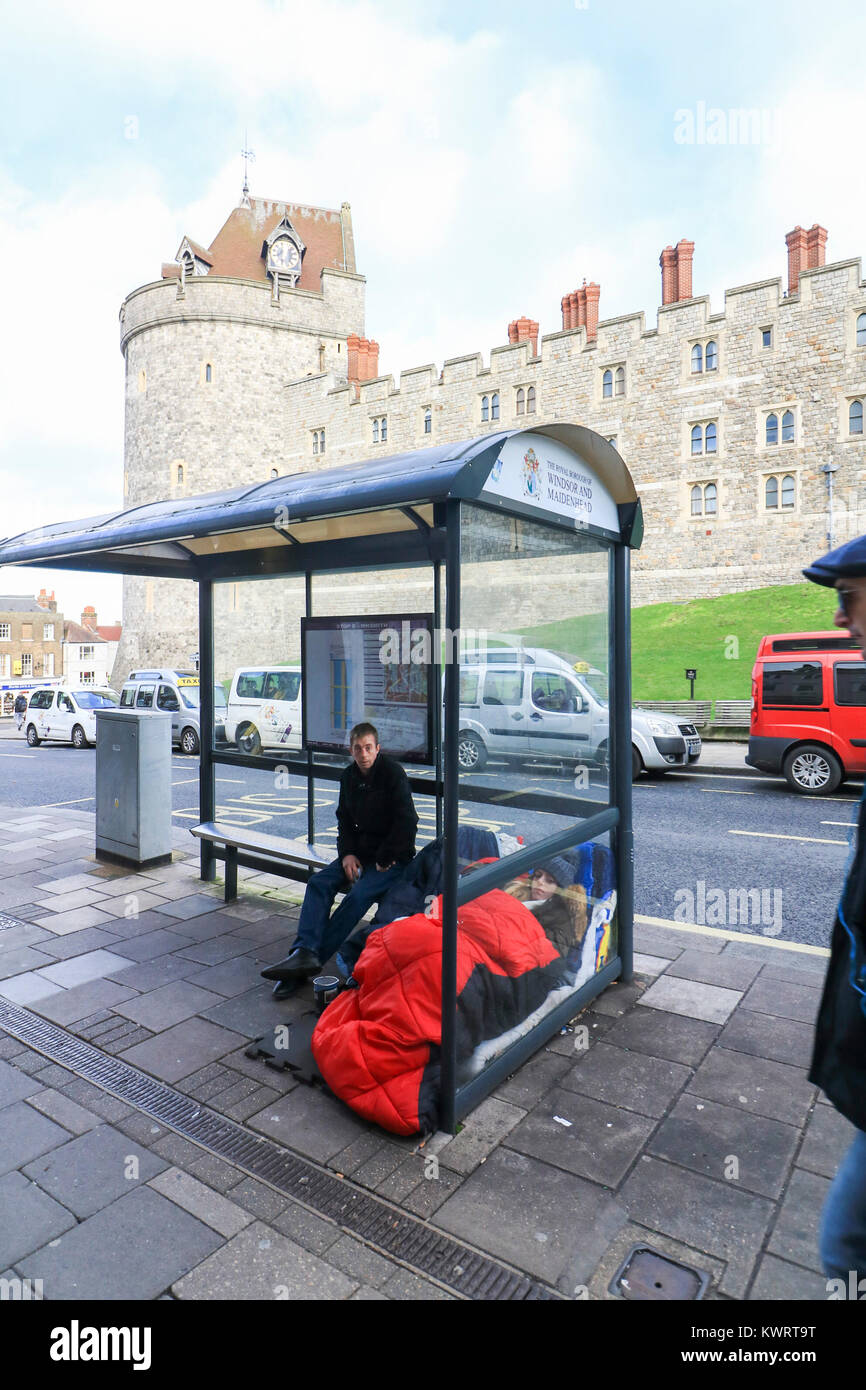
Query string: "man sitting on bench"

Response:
xmin=261 ymin=722 xmax=418 ymax=996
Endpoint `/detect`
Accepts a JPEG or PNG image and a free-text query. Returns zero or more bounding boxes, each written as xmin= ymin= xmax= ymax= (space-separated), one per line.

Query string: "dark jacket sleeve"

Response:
xmin=375 ymin=761 xmax=419 ymax=866
xmin=336 ymin=768 xmax=359 ymax=861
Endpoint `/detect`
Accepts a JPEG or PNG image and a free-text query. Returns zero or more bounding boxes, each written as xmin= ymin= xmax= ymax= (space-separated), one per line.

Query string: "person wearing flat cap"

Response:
xmin=803 ymin=536 xmax=866 ymax=1287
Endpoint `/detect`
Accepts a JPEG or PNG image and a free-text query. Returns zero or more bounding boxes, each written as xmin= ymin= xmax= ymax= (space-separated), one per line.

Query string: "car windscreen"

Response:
xmin=73 ymin=691 xmax=119 ymax=709
xmin=576 ymin=673 xmax=608 ymax=706
xmin=177 ymin=684 xmax=227 ymax=710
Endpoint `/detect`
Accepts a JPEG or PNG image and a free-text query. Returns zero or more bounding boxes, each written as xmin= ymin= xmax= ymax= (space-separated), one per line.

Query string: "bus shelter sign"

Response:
xmin=481 ymin=432 xmax=620 ymax=534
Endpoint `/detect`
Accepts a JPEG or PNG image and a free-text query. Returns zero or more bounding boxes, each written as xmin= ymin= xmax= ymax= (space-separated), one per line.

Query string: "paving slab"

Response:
xmin=504 ymin=1086 xmax=656 ymax=1186
xmin=172 ymin=1220 xmax=357 ymax=1300
xmin=766 ymin=1167 xmax=830 ymax=1273
xmin=0 ymin=971 xmax=63 ymax=1005
xmin=27 ymin=926 xmax=123 ymax=961
xmin=380 ymin=1266 xmax=455 ymax=1300
xmin=632 ymin=952 xmax=670 ymax=978
xmin=663 ymin=948 xmax=764 ymax=991
xmin=618 ymin=1155 xmax=774 ymax=1298
xmin=272 ymin=1202 xmax=341 ymax=1256
xmin=0 ymin=945 xmax=58 ymax=979
xmin=154 ymin=894 xmax=226 ymax=921
xmin=105 ymin=928 xmax=194 ymax=961
xmin=647 ymin=1093 xmax=800 ymax=1198
xmin=16 ymin=1185 xmax=223 ymax=1300
xmin=0 ymin=1057 xmax=44 ymax=1107
xmin=0 ymin=1100 xmax=72 ymax=1177
xmin=34 ymin=889 xmax=110 ymax=913
xmin=687 ymin=1046 xmax=816 ymax=1127
xmin=0 ymin=1169 xmax=77 ymax=1267
xmin=740 ymin=974 xmax=822 ymax=1026
xmin=494 ymin=1047 xmax=574 ymax=1108
xmin=797 ymin=1103 xmax=859 ymax=1180
xmin=35 ymin=949 xmax=133 ymax=989
xmin=113 ymin=980 xmax=223 ymax=1031
xmin=87 ymin=891 xmax=176 ymax=918
xmin=149 ymin=1167 xmax=253 ymax=1239
xmin=118 ymin=1018 xmax=245 ymax=1083
xmin=201 ymin=985 xmax=304 ymax=1039
xmin=31 ymin=979 xmax=138 ymax=1026
xmin=34 ymin=907 xmax=116 ymax=935
xmin=24 ymin=1090 xmax=102 ymax=1135
xmin=602 ymin=1007 xmax=720 ymax=1066
xmin=434 ymin=1146 xmax=628 ymax=1291
xmin=430 ymin=1096 xmax=526 ymax=1176
xmin=638 ymin=974 xmax=743 ymax=1025
xmin=23 ymin=1124 xmax=167 ymax=1218
xmin=175 ymin=937 xmax=252 ymax=966
xmin=634 ymin=922 xmax=724 ymax=956
xmin=748 ymin=1253 xmax=830 ymax=1301
xmin=716 ymin=1009 xmax=815 ymax=1069
xmin=162 ymin=910 xmax=242 ymax=942
xmin=559 ymin=1042 xmax=692 ymax=1118
xmin=0 ymin=922 xmax=54 ymax=952
xmin=248 ymin=1085 xmax=371 ymax=1162
xmin=104 ymin=956 xmax=202 ymax=992
xmin=187 ymin=957 xmax=264 ymax=997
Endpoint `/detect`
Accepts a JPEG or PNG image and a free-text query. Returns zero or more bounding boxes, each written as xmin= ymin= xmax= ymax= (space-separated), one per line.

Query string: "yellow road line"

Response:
xmin=729 ymin=829 xmax=848 ymax=846
xmin=635 ymin=913 xmax=830 ymax=957
xmin=700 ymin=787 xmax=755 ymax=795
xmin=37 ymin=796 xmax=95 ymax=807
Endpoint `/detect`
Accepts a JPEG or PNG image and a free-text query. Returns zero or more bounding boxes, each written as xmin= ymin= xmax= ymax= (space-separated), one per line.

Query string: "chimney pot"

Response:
xmin=785 ymin=225 xmax=808 ymax=294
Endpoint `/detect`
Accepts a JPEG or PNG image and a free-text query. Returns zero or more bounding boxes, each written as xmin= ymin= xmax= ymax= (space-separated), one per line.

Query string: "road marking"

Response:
xmin=822 ymin=820 xmax=855 ymax=828
xmin=700 ymin=787 xmax=755 ymax=796
xmin=635 ymin=913 xmax=830 ymax=957
xmin=171 ymin=779 xmax=198 ymax=786
xmin=38 ymin=796 xmax=95 ymax=807
xmin=216 ymin=778 xmax=244 ymax=783
xmin=729 ymin=829 xmax=848 ymax=846
xmin=0 ymin=753 xmax=37 ymax=759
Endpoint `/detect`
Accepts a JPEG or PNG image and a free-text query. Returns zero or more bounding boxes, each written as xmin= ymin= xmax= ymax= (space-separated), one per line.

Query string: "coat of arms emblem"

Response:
xmin=522 ymin=447 xmax=542 ymax=497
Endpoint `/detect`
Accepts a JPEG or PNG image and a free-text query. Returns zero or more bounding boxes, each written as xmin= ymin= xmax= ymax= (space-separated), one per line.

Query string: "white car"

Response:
xmin=224 ymin=665 xmax=302 ymax=754
xmin=25 ymin=686 xmax=119 ymax=748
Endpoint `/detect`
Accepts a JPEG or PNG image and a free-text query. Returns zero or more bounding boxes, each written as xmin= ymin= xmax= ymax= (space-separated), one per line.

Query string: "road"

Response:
xmin=0 ymin=730 xmax=856 ymax=948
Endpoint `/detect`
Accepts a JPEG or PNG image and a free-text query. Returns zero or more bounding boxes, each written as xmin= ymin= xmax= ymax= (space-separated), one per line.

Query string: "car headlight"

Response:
xmin=647 ymin=718 xmax=678 ymax=736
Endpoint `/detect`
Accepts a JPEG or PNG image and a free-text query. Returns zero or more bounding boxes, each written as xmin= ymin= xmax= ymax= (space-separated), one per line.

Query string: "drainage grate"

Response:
xmin=0 ymin=999 xmax=558 ymax=1302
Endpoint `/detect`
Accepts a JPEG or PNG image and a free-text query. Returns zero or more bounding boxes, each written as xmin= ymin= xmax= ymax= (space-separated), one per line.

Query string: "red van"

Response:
xmin=747 ymin=630 xmax=866 ymax=793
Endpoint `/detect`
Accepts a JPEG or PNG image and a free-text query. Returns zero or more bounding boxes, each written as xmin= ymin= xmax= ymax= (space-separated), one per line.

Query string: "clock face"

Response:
xmin=270 ymin=238 xmax=300 ymax=270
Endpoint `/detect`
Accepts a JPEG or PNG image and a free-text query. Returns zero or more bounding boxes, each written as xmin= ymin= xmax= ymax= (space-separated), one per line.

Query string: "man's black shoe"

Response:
xmin=261 ymin=946 xmax=321 ymax=981
xmin=272 ymin=979 xmax=298 ymax=1000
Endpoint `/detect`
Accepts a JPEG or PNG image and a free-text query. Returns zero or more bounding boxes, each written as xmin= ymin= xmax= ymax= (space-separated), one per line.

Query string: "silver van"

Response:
xmin=119 ymin=670 xmax=226 ymax=755
xmin=457 ymin=647 xmax=701 ymax=779
xmin=224 ymin=665 xmax=302 ymax=754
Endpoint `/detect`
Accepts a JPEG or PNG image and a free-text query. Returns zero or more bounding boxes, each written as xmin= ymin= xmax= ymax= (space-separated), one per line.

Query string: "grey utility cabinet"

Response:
xmin=95 ymin=708 xmax=173 ymax=867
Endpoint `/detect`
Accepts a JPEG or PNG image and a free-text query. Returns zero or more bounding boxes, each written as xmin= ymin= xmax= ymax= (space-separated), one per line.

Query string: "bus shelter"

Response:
xmin=0 ymin=423 xmax=642 ymax=1133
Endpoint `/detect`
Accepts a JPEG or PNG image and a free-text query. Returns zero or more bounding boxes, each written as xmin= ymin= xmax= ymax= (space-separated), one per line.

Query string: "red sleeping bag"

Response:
xmin=311 ymin=888 xmax=561 ymax=1135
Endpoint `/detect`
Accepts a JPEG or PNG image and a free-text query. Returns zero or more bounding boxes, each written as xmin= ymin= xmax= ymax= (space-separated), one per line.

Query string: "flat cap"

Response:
xmin=803 ymin=534 xmax=866 ymax=587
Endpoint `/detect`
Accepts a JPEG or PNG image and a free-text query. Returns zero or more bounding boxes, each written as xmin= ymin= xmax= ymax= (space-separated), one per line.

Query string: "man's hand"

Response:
xmin=376 ymin=861 xmax=394 ymax=873
xmin=342 ymin=855 xmax=362 ymax=883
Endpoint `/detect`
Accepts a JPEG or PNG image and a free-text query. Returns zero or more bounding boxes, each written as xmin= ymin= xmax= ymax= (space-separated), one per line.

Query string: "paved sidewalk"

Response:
xmin=0 ymin=803 xmax=846 ymax=1301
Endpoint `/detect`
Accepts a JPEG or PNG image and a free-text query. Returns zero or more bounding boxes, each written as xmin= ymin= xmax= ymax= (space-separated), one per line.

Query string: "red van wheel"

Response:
xmin=783 ymin=744 xmax=842 ymax=795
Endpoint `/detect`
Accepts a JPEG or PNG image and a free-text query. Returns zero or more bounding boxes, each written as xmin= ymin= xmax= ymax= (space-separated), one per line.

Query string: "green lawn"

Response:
xmin=517 ymin=582 xmax=841 ymax=701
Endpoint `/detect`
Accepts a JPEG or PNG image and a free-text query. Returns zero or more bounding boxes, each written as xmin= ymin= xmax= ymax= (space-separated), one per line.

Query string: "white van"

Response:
xmin=119 ymin=670 xmax=226 ymax=754
xmin=25 ymin=686 xmax=119 ymax=748
xmin=224 ymin=666 xmax=302 ymax=754
xmin=457 ymin=648 xmax=701 ymax=779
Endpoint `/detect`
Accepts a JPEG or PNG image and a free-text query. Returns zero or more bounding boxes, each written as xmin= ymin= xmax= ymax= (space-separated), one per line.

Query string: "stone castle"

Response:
xmin=112 ymin=194 xmax=866 ymax=684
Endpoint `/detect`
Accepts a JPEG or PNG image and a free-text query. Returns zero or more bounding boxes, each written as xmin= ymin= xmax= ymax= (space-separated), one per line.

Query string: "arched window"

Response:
xmin=766 ymin=413 xmax=778 ymax=446
xmin=312 ymin=432 xmax=318 ymax=456
xmin=705 ymin=422 xmax=717 ymax=454
xmin=381 ymin=416 xmax=388 ymax=442
xmin=704 ymin=483 xmax=717 ymax=515
xmin=527 ymin=385 xmax=536 ymax=414
xmin=138 ymin=369 xmax=146 ymax=393
xmin=850 ymin=400 xmax=864 ymax=435
xmin=607 ymin=436 xmax=617 ymax=448
xmin=781 ymin=474 xmax=795 ymax=508
xmin=205 ymin=363 xmax=212 ymax=384
xmin=270 ymin=468 xmax=278 ymax=479
xmin=781 ymin=410 xmax=795 ymax=444
xmin=481 ymin=395 xmax=490 ymax=422
xmin=691 ymin=425 xmax=703 ymax=456
xmin=614 ymin=366 xmax=625 ymax=396
xmin=372 ymin=418 xmax=379 ymax=443
xmin=690 ymin=485 xmax=703 ymax=516
xmin=491 ymin=393 xmax=500 ymax=420
xmin=602 ymin=370 xmax=612 ymax=399
xmin=516 ymin=388 xmax=525 ymax=416
xmin=176 ymin=464 xmax=184 ymax=486
xmin=705 ymin=340 xmax=718 ymax=372
xmin=765 ymin=476 xmax=778 ymax=508
xmin=857 ymin=312 xmax=866 ymax=347
xmin=691 ymin=343 xmax=703 ymax=374
xmin=424 ymin=408 xmax=432 ymax=435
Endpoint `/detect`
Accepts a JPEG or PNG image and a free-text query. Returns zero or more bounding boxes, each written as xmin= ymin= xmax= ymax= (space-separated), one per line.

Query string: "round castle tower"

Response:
xmin=112 ymin=194 xmax=369 ymax=684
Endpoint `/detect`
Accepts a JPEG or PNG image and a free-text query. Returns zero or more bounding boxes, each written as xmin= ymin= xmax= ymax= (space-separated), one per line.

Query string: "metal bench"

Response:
xmin=190 ymin=821 xmax=328 ymax=902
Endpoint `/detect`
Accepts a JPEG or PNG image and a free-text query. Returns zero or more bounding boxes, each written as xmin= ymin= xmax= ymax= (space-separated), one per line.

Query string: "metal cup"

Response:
xmin=312 ymin=974 xmax=341 ymax=1014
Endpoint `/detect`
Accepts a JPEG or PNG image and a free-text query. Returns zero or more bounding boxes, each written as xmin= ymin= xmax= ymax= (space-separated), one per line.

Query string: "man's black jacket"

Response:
xmin=336 ymin=752 xmax=418 ymax=868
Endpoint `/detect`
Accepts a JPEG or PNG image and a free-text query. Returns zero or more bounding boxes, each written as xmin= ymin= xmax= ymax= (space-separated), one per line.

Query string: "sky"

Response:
xmin=1 ymin=0 xmax=865 ymax=626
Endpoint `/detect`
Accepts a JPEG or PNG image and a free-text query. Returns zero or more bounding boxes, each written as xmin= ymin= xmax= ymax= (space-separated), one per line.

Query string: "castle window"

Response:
xmin=850 ymin=400 xmax=864 ymax=435
xmin=690 ymin=482 xmax=717 ymax=516
xmin=372 ymin=418 xmax=379 ymax=443
xmin=319 ymin=429 xmax=325 ymax=453
xmin=762 ymin=328 xmax=773 ymax=348
xmin=764 ymin=473 xmax=796 ymax=509
xmin=782 ymin=474 xmax=795 ymax=507
xmin=516 ymin=388 xmax=525 ymax=415
xmin=765 ymin=476 xmax=778 ymax=509
xmin=491 ymin=393 xmax=500 ymax=420
xmin=527 ymin=385 xmax=536 ymax=414
xmin=138 ymin=369 xmax=146 ymax=393
xmin=691 ymin=343 xmax=703 ymax=374
xmin=607 ymin=436 xmax=617 ymax=449
xmin=270 ymin=468 xmax=278 ymax=479
xmin=176 ymin=464 xmax=184 ymax=486
xmin=705 ymin=422 xmax=717 ymax=453
xmin=380 ymin=416 xmax=388 ymax=442
xmin=691 ymin=425 xmax=703 ymax=456
xmin=781 ymin=410 xmax=795 ymax=444
xmin=766 ymin=412 xmax=778 ymax=446
xmin=312 ymin=429 xmax=325 ymax=455
xmin=614 ymin=367 xmax=625 ymax=396
xmin=705 ymin=340 xmax=718 ymax=371
xmin=857 ymin=312 xmax=866 ymax=347
xmin=602 ymin=370 xmax=612 ymax=399
xmin=201 ymin=361 xmax=213 ymax=385
xmin=481 ymin=395 xmax=490 ymax=422
xmin=423 ymin=407 xmax=432 ymax=435
xmin=691 ymin=422 xmax=717 ymax=455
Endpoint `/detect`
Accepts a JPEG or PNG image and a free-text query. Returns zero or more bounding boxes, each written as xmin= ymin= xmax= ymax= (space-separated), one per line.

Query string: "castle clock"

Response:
xmin=263 ymin=215 xmax=305 ymax=289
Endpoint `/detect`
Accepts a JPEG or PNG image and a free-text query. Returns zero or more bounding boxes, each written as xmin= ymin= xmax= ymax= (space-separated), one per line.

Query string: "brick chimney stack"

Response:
xmin=785 ymin=224 xmax=826 ymax=294
xmin=346 ymin=334 xmax=380 ymax=386
xmin=82 ymin=606 xmax=98 ymax=632
xmin=660 ymin=241 xmax=694 ymax=305
xmin=560 ymin=281 xmax=600 ymax=340
xmin=660 ymin=246 xmax=677 ymax=305
xmin=508 ymin=316 xmax=540 ymax=356
xmin=36 ymin=588 xmax=57 ymax=613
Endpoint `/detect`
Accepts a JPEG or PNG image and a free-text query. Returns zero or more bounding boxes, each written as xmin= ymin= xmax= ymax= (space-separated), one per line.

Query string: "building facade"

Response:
xmin=0 ymin=591 xmax=64 ymax=687
xmin=113 ymin=197 xmax=866 ymax=684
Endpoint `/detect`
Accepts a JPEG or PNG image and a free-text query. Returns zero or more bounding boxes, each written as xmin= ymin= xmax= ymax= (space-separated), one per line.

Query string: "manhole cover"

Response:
xmin=609 ymin=1245 xmax=710 ymax=1300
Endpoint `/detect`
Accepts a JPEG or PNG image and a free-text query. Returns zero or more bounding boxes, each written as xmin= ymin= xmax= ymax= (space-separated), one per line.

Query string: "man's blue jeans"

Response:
xmin=294 ymin=858 xmax=403 ymax=965
xmin=820 ymin=1128 xmax=866 ymax=1284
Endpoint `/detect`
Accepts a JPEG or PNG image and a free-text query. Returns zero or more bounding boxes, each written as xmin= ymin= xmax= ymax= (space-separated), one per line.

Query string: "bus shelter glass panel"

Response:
xmin=213 ymin=575 xmax=306 ymax=756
